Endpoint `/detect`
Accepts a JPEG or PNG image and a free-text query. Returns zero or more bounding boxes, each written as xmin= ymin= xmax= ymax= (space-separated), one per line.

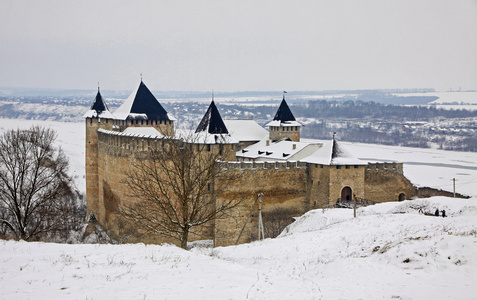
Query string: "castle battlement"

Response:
xmin=97 ymin=129 xmax=167 ymax=156
xmin=218 ymin=160 xmax=307 ymax=170
xmin=366 ymin=162 xmax=403 ymax=175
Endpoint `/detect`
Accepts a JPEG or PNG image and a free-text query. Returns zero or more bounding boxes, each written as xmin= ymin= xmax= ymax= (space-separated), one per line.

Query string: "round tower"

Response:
xmin=84 ymin=88 xmax=114 ymax=221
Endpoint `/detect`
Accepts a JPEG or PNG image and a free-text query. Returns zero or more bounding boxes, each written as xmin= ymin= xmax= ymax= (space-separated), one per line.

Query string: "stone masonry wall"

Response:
xmin=307 ymin=164 xmax=331 ymax=208
xmin=85 ymin=118 xmax=114 ymax=221
xmin=88 ymin=121 xmax=418 ymax=247
xmin=329 ymin=165 xmax=366 ymax=204
xmin=269 ymin=126 xmax=300 ymax=142
xmin=364 ymin=163 xmax=416 ymax=202
xmin=214 ymin=161 xmax=309 ymax=246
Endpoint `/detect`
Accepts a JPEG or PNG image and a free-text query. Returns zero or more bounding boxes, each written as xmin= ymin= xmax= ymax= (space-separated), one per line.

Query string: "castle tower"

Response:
xmin=114 ymin=80 xmax=175 ymax=136
xmin=196 ymin=100 xmax=229 ymax=134
xmin=267 ymin=95 xmax=301 ymax=142
xmin=195 ymin=99 xmax=237 ymax=161
xmin=84 ymin=87 xmax=114 ymax=221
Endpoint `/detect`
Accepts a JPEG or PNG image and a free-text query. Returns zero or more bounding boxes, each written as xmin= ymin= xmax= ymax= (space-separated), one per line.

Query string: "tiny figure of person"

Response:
xmin=435 ymin=209 xmax=439 ymax=216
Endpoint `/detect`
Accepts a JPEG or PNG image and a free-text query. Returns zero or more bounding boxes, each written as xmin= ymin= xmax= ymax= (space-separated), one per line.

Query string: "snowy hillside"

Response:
xmin=1 ymin=197 xmax=476 ymax=299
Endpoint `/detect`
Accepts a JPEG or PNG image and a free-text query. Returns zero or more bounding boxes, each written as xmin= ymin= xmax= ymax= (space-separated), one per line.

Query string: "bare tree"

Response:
xmin=0 ymin=126 xmax=80 ymax=241
xmin=121 ymin=132 xmax=243 ymax=249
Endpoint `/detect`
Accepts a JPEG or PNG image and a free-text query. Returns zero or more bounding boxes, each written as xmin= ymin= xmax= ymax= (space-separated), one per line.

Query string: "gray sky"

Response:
xmin=1 ymin=0 xmax=476 ymax=92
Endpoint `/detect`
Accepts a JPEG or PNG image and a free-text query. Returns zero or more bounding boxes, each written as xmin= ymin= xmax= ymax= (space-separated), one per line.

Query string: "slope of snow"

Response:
xmin=1 ymin=197 xmax=476 ymax=299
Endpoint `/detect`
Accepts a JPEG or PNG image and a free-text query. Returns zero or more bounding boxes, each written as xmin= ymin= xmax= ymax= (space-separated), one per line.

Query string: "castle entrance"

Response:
xmin=341 ymin=186 xmax=352 ymax=202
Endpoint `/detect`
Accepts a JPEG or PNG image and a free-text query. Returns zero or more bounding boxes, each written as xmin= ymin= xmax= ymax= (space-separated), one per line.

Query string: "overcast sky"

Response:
xmin=1 ymin=0 xmax=476 ymax=92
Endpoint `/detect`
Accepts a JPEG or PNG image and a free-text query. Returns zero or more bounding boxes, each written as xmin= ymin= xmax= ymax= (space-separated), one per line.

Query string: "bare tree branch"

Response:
xmin=0 ymin=126 xmax=82 ymax=241
xmin=121 ymin=131 xmax=244 ymax=249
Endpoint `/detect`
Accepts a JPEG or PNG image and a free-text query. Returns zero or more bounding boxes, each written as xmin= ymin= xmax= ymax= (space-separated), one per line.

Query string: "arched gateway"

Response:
xmin=341 ymin=186 xmax=352 ymax=202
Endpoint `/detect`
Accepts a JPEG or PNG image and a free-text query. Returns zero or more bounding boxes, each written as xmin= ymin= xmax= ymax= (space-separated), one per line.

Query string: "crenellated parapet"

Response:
xmin=366 ymin=162 xmax=404 ymax=175
xmin=97 ymin=128 xmax=168 ymax=157
xmin=218 ymin=160 xmax=307 ymax=170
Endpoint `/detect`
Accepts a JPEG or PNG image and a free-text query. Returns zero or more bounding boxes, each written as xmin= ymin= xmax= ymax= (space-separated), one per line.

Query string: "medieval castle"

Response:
xmin=85 ymin=81 xmax=416 ymax=246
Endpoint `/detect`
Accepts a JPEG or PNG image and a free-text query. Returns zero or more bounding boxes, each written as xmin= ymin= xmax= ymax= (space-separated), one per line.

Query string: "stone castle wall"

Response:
xmin=214 ymin=161 xmax=309 ymax=246
xmin=86 ymin=119 xmax=417 ymax=247
xmin=329 ymin=165 xmax=367 ymax=204
xmin=365 ymin=162 xmax=416 ymax=202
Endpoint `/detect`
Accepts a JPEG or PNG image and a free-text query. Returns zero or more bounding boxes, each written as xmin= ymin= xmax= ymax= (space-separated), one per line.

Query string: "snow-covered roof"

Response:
xmin=114 ymin=81 xmax=171 ymax=121
xmin=122 ymin=127 xmax=163 ymax=138
xmin=265 ymin=96 xmax=301 ymax=128
xmin=83 ymin=89 xmax=115 ymax=119
xmin=237 ymin=139 xmax=322 ymax=161
xmin=301 ymin=139 xmax=367 ymax=165
xmin=98 ymin=127 xmax=163 ymax=139
xmin=175 ymin=129 xmax=238 ymax=145
xmin=266 ymin=120 xmax=302 ymax=127
xmin=224 ymin=120 xmax=269 ymax=142
xmin=83 ymin=109 xmax=115 ymax=119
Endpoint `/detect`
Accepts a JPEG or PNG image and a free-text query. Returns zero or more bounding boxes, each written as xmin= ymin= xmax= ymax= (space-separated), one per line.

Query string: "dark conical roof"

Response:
xmin=196 ymin=100 xmax=229 ymax=134
xmin=273 ymin=96 xmax=296 ymax=122
xmin=115 ymin=81 xmax=170 ymax=120
xmin=90 ymin=90 xmax=109 ymax=114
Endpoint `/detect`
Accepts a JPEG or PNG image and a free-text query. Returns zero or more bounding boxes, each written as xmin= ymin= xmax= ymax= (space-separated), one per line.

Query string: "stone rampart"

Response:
xmin=365 ymin=162 xmax=416 ymax=202
xmin=217 ymin=160 xmax=307 ymax=170
xmin=97 ymin=129 xmax=168 ymax=157
xmin=214 ymin=162 xmax=310 ymax=246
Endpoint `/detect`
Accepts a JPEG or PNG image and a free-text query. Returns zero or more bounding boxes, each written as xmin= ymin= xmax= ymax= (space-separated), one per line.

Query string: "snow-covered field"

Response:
xmin=0 ymin=119 xmax=86 ymax=195
xmin=1 ymin=118 xmax=477 ymax=299
xmin=0 ymin=197 xmax=476 ymax=299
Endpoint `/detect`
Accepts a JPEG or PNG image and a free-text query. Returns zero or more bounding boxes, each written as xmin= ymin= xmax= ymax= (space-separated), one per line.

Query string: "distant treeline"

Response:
xmin=293 ymin=100 xmax=477 ymax=120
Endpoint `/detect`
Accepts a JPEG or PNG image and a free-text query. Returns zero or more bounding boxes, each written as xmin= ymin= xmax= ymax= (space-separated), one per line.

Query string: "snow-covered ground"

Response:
xmin=0 ymin=197 xmax=476 ymax=299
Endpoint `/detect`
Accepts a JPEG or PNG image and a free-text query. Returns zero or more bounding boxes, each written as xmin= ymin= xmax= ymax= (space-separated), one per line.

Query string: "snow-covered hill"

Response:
xmin=1 ymin=197 xmax=476 ymax=299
